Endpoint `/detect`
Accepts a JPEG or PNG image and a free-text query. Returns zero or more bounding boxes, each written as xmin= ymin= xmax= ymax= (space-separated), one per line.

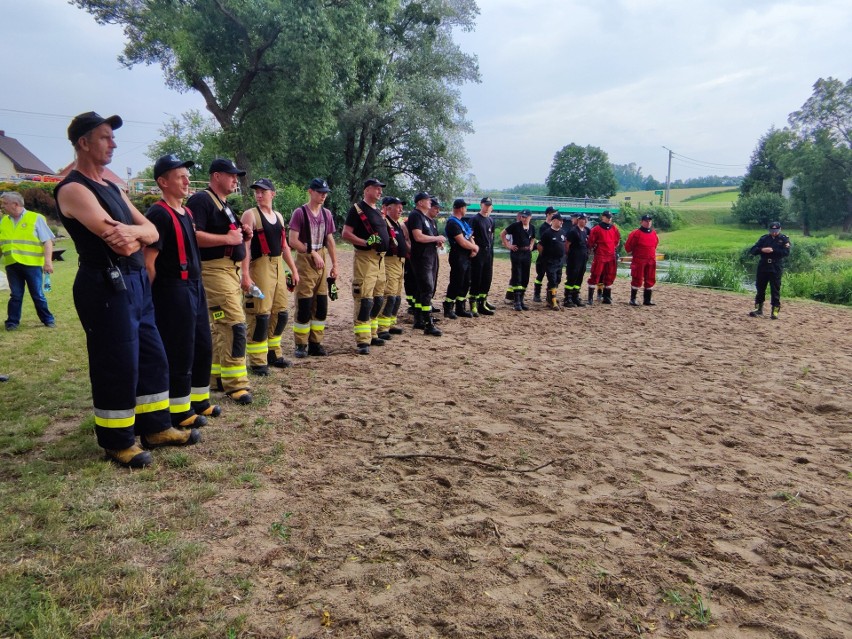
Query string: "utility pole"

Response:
xmin=662 ymin=146 xmax=673 ymax=206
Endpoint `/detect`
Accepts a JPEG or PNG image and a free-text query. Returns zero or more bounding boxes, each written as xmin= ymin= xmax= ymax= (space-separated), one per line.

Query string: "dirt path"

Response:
xmin=188 ymin=254 xmax=852 ymax=638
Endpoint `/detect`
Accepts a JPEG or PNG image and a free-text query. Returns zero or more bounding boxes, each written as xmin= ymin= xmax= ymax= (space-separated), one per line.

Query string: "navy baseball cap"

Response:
xmin=576 ymin=213 xmax=587 ymax=220
xmin=481 ymin=196 xmax=493 ymax=205
xmin=250 ymin=178 xmax=275 ymax=191
xmin=68 ymin=111 xmax=122 ymax=145
xmin=551 ymin=212 xmax=563 ymax=221
xmin=769 ymin=221 xmax=781 ymax=230
xmin=208 ymin=158 xmax=246 ymax=176
xmin=414 ymin=192 xmax=432 ymax=203
xmin=363 ymin=178 xmax=386 ymax=188
xmin=153 ymin=154 xmax=194 ymax=180
xmin=519 ymin=209 xmax=532 ymax=217
xmin=453 ymin=198 xmax=468 ymax=209
xmin=641 ymin=214 xmax=653 ymax=221
xmin=382 ymin=196 xmax=404 ymax=206
xmin=308 ymin=178 xmax=331 ymax=193
xmin=545 ymin=206 xmax=559 ymax=214
xmin=601 ymin=210 xmax=613 ymax=218
xmin=430 ymin=197 xmax=441 ymax=208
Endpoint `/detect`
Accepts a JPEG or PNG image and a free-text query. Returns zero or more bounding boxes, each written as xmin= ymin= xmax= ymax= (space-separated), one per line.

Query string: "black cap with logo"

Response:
xmin=68 ymin=111 xmax=123 ymax=145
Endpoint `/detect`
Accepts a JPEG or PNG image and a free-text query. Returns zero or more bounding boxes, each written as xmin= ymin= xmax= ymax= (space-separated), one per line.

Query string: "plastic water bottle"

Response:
xmin=43 ymin=273 xmax=52 ymax=293
xmin=247 ymin=284 xmax=264 ymax=299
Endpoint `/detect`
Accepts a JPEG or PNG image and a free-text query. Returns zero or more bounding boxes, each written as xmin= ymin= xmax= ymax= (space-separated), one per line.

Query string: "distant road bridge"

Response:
xmin=455 ymin=194 xmax=619 ymax=219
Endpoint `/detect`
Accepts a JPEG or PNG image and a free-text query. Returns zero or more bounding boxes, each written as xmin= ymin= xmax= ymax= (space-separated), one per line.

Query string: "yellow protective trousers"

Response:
xmin=245 ymin=255 xmax=289 ymax=367
xmin=202 ymin=258 xmax=249 ymax=395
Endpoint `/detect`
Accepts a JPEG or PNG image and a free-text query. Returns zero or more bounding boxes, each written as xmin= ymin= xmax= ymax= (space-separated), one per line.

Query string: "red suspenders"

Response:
xmin=158 ymin=200 xmax=191 ymax=280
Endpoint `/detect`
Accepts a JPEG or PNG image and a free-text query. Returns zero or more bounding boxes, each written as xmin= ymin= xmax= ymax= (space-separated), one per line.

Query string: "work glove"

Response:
xmin=327 ymin=277 xmax=339 ymax=301
xmin=366 ymin=234 xmax=382 ymax=247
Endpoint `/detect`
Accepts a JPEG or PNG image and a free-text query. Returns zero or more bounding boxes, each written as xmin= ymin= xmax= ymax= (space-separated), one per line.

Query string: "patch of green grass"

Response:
xmin=680 ymin=189 xmax=739 ymax=204
xmin=270 ymin=512 xmax=293 ymax=542
xmin=663 ymin=587 xmax=712 ymax=627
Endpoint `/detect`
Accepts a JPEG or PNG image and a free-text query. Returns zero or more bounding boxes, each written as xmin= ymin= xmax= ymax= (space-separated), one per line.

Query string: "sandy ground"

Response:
xmin=189 ymin=253 xmax=851 ymax=638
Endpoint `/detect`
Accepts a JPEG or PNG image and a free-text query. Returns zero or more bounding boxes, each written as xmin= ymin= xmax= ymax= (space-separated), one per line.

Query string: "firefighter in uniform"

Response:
xmin=748 ymin=221 xmax=791 ymax=320
xmin=624 ymin=214 xmax=660 ymax=306
xmin=501 ymin=209 xmax=536 ymax=311
xmin=538 ymin=213 xmax=568 ymax=311
xmin=288 ymin=178 xmax=338 ymax=358
xmin=563 ymin=213 xmax=590 ymax=307
xmin=186 ymin=159 xmax=254 ymax=405
xmin=144 ymin=154 xmax=219 ymax=428
xmin=407 ymin=192 xmax=444 ymax=336
xmin=342 ymin=178 xmax=390 ymax=355
xmin=468 ymin=196 xmax=496 ymax=316
xmin=443 ymin=198 xmax=479 ymax=319
xmin=241 ymin=178 xmax=300 ymax=375
xmin=586 ymin=210 xmax=620 ymax=305
xmin=533 ymin=206 xmax=558 ymax=302
xmin=377 ymin=196 xmax=409 ymax=336
xmin=55 ymin=111 xmax=200 ymax=467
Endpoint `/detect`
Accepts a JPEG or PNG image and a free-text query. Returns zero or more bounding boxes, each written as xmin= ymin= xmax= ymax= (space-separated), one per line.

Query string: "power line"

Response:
xmin=0 ymin=107 xmax=163 ymax=127
xmin=670 ymin=150 xmax=746 ymax=169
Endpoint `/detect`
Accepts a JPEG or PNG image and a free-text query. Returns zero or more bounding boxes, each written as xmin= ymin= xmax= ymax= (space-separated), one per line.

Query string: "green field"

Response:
xmin=616 ymin=186 xmax=737 ymax=207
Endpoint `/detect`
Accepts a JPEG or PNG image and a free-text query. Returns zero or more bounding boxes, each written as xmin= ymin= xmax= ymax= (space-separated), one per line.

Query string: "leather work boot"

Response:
xmin=198 ymin=404 xmax=222 ymax=418
xmin=505 ymin=289 xmax=514 ymax=302
xmin=469 ymin=300 xmax=479 ymax=318
xmin=250 ymin=365 xmax=270 ymax=376
xmin=749 ymin=303 xmax=763 ymax=317
xmin=478 ymin=299 xmax=494 ymax=316
xmin=228 ymin=390 xmax=253 ymax=405
xmin=455 ymin=300 xmax=473 ymax=318
xmin=268 ymin=352 xmax=292 ymax=368
xmin=513 ymin=291 xmax=523 ymax=311
xmin=547 ymin=289 xmax=561 ymax=311
xmin=105 ymin=444 xmax=152 ymax=468
xmin=423 ymin=313 xmax=442 ymax=337
xmin=308 ymin=343 xmax=328 ymax=356
xmin=177 ymin=414 xmax=208 ymax=428
xmin=141 ymin=427 xmax=201 ymax=449
xmin=771 ymin=306 xmax=780 ymax=320
xmin=629 ymin=289 xmax=640 ymax=306
xmin=532 ymin=284 xmax=542 ymax=303
xmin=388 ymin=325 xmax=404 ymax=334
xmin=356 ymin=344 xmax=371 ymax=355
xmin=412 ymin=310 xmax=425 ymax=330
xmin=520 ymin=293 xmax=530 ymax=311
xmin=483 ymin=299 xmax=497 ymax=312
xmin=370 ymin=337 xmax=386 ymax=346
xmin=443 ymin=301 xmax=457 ymax=319
xmin=643 ymin=290 xmax=655 ymax=306
xmin=294 ymin=344 xmax=309 ymax=358
xmin=563 ymin=292 xmax=573 ymax=307
xmin=377 ymin=331 xmax=392 ymax=340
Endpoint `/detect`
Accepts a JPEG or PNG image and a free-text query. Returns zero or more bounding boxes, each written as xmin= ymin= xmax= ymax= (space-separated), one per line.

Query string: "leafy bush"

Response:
xmin=783 ymin=266 xmax=852 ymax=305
xmin=0 ymin=181 xmax=59 ymax=220
xmin=738 ymin=234 xmax=833 ymax=273
xmin=662 ymin=262 xmax=691 ymax=284
xmin=694 ymin=260 xmax=746 ymax=291
xmin=732 ymin=192 xmax=792 ymax=226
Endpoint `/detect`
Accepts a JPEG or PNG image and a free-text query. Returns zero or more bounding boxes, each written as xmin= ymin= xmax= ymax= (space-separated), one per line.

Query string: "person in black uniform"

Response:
xmin=468 ymin=196 xmax=496 ymax=315
xmin=443 ymin=198 xmax=479 ymax=319
xmin=538 ymin=213 xmax=568 ymax=311
xmin=501 ymin=209 xmax=536 ymax=311
xmin=55 ymin=112 xmax=200 ymax=468
xmin=563 ymin=213 xmax=590 ymax=307
xmin=407 ymin=192 xmax=444 ymax=335
xmin=144 ymin=154 xmax=220 ymax=430
xmin=533 ymin=206 xmax=558 ymax=302
xmin=748 ymin=221 xmax=791 ymax=320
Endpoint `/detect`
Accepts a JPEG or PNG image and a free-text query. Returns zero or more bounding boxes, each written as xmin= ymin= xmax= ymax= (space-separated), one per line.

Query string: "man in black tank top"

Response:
xmin=54 ymin=112 xmax=200 ymax=468
xmin=377 ymin=196 xmax=410 ymax=336
xmin=241 ymin=178 xmax=300 ymax=374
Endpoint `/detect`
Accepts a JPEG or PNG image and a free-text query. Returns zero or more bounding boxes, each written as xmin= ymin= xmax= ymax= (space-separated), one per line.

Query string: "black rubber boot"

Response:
xmin=629 ymin=289 xmax=640 ymax=306
xmin=412 ymin=309 xmax=425 ymax=329
xmin=455 ymin=300 xmax=473 ymax=318
xmin=423 ymin=312 xmax=442 ymax=336
xmin=643 ymin=290 xmax=655 ymax=306
xmin=547 ymin=289 xmax=560 ymax=311
xmin=483 ymin=299 xmax=497 ymax=312
xmin=505 ymin=289 xmax=514 ymax=303
xmin=520 ymin=292 xmax=530 ymax=311
xmin=443 ymin=301 xmax=457 ymax=319
xmin=771 ymin=305 xmax=780 ymax=320
xmin=532 ymin=284 xmax=542 ymax=303
xmin=602 ymin=288 xmax=613 ymax=304
xmin=749 ymin=303 xmax=763 ymax=317
xmin=469 ymin=299 xmax=479 ymax=318
xmin=587 ymin=287 xmax=595 ymax=306
xmin=513 ymin=291 xmax=523 ymax=311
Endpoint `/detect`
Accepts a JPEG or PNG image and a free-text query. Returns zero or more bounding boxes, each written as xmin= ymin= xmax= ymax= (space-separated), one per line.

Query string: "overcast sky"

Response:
xmin=3 ymin=0 xmax=850 ymax=190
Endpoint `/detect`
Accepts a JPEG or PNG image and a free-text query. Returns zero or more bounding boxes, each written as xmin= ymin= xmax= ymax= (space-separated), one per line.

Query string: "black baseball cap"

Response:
xmin=363 ymin=178 xmax=386 ymax=188
xmin=641 ymin=214 xmax=653 ymax=221
xmin=519 ymin=209 xmax=532 ymax=217
xmin=545 ymin=206 xmax=559 ymax=214
xmin=414 ymin=192 xmax=432 ymax=203
xmin=68 ymin=111 xmax=122 ymax=145
xmin=308 ymin=178 xmax=331 ymax=193
xmin=153 ymin=154 xmax=194 ymax=180
xmin=208 ymin=158 xmax=246 ymax=176
xmin=769 ymin=221 xmax=781 ymax=230
xmin=453 ymin=198 xmax=468 ymax=209
xmin=480 ymin=196 xmax=493 ymax=205
xmin=382 ymin=196 xmax=404 ymax=206
xmin=250 ymin=178 xmax=275 ymax=191
xmin=601 ymin=210 xmax=613 ymax=218
xmin=430 ymin=197 xmax=440 ymax=208
xmin=551 ymin=212 xmax=563 ymax=221
xmin=576 ymin=213 xmax=587 ymax=220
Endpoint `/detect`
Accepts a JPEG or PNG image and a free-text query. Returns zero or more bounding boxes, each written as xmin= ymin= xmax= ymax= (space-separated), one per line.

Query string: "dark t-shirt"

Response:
xmin=185 ymin=189 xmax=246 ymax=262
xmin=344 ymin=200 xmax=389 ymax=252
xmin=145 ymin=202 xmax=202 ymax=280
xmin=565 ymin=225 xmax=589 ymax=260
xmin=540 ymin=226 xmax=567 ymax=263
xmin=445 ymin=215 xmax=473 ymax=255
xmin=505 ymin=221 xmax=536 ymax=251
xmin=407 ymin=209 xmax=438 ymax=260
xmin=468 ymin=213 xmax=494 ymax=254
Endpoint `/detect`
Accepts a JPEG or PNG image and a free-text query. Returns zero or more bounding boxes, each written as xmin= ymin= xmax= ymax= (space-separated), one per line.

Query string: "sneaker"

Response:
xmin=356 ymin=345 xmax=371 ymax=355
xmin=250 ymin=365 xmax=270 ymax=376
xmin=294 ymin=344 xmax=309 ymax=359
xmin=228 ymin=390 xmax=253 ymax=405
xmin=388 ymin=326 xmax=404 ymax=335
xmin=270 ymin=356 xmax=292 ymax=368
xmin=370 ymin=337 xmax=386 ymax=346
xmin=308 ymin=343 xmax=328 ymax=356
xmin=177 ymin=414 xmax=208 ymax=428
xmin=141 ymin=427 xmax=201 ymax=449
xmin=105 ymin=444 xmax=152 ymax=468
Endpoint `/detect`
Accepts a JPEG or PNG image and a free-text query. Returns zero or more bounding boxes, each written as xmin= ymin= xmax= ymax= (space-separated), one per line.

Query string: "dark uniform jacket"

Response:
xmin=750 ymin=233 xmax=791 ymax=271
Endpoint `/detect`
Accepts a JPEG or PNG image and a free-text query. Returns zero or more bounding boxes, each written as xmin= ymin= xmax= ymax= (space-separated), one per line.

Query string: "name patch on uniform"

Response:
xmin=212 ymin=310 xmax=225 ymax=321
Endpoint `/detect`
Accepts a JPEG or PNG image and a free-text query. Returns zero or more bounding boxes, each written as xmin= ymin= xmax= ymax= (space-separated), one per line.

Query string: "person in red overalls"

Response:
xmin=586 ymin=210 xmax=620 ymax=305
xmin=624 ymin=214 xmax=660 ymax=306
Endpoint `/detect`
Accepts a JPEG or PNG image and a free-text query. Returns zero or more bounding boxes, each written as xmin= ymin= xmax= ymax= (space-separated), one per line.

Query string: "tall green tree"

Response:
xmin=740 ymin=127 xmax=791 ymax=197
xmin=611 ymin=162 xmax=645 ymax=191
xmin=785 ymin=76 xmax=852 ymax=232
xmin=145 ymin=111 xmax=224 ymax=181
xmin=546 ymin=144 xmax=618 ymax=198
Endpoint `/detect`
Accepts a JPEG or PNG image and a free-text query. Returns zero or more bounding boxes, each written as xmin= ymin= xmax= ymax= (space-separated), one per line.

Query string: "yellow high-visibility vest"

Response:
xmin=0 ymin=211 xmax=46 ymax=267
